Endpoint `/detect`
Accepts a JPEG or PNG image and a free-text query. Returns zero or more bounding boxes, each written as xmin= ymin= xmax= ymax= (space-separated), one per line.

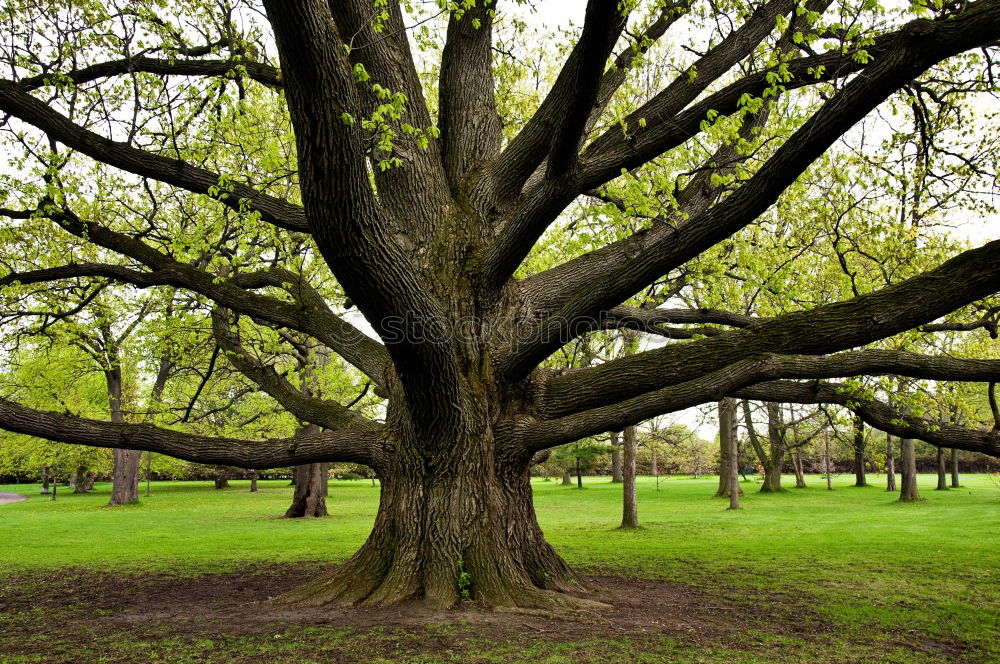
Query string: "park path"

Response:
xmin=0 ymin=493 xmax=27 ymax=505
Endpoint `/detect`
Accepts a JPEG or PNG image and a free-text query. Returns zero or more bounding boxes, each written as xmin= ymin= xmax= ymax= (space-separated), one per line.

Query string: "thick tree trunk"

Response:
xmin=609 ymin=431 xmax=623 ymax=483
xmin=280 ymin=422 xmax=601 ymax=613
xmin=69 ymin=465 xmax=95 ymax=493
xmin=109 ymin=449 xmax=142 ymax=505
xmin=214 ymin=472 xmax=230 ymax=489
xmin=950 ymin=448 xmax=960 ymax=488
xmin=899 ymin=438 xmax=921 ymax=502
xmin=760 ymin=402 xmax=784 ymax=492
xmin=853 ymin=415 xmax=867 ymax=487
xmin=285 ymin=462 xmax=329 ymax=518
xmin=886 ymin=435 xmax=897 ymax=492
xmin=716 ymin=399 xmax=743 ymax=497
xmin=250 ymin=470 xmax=258 ymax=493
xmin=105 ymin=365 xmax=141 ymax=506
xmin=561 ymin=470 xmax=572 ymax=485
xmin=936 ymin=446 xmax=948 ymax=490
xmin=620 ymin=425 xmax=638 ymax=529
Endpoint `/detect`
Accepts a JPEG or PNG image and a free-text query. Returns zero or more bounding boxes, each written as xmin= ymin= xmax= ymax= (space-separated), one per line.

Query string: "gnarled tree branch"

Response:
xmin=0 ymin=397 xmax=388 ymax=469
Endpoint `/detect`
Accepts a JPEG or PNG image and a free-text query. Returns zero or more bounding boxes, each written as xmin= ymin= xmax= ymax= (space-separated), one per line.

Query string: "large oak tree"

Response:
xmin=1 ymin=0 xmax=1000 ymax=610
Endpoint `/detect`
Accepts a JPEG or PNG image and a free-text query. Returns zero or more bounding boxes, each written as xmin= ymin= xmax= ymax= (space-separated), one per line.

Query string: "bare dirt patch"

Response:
xmin=0 ymin=564 xmax=971 ymax=663
xmin=0 ymin=492 xmax=26 ymax=506
xmin=1 ymin=564 xmax=758 ymax=639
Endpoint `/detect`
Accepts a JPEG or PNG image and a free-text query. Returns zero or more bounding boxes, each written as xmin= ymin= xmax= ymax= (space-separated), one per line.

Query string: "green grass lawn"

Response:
xmin=1 ymin=473 xmax=998 ymax=663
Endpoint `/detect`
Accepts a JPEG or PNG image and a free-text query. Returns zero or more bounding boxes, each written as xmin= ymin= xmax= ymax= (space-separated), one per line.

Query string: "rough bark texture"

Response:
xmin=620 ymin=425 xmax=639 ymax=529
xmin=105 ymin=362 xmax=141 ymax=507
xmin=280 ymin=423 xmax=595 ymax=612
xmin=610 ymin=431 xmax=623 ymax=483
xmin=899 ymin=438 xmax=922 ymax=502
xmin=285 ymin=461 xmax=329 ymax=518
xmin=886 ymin=436 xmax=898 ymax=492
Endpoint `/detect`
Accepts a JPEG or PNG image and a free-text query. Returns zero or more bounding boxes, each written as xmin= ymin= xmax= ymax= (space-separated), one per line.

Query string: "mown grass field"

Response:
xmin=1 ymin=473 xmax=998 ymax=663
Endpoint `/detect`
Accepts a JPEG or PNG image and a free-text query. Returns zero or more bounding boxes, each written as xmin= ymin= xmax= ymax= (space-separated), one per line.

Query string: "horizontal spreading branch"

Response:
xmin=210 ymin=308 xmax=378 ymax=431
xmin=0 ymin=210 xmax=391 ymax=388
xmin=537 ymin=240 xmax=1000 ymax=417
xmin=0 ymin=81 xmax=307 ymax=232
xmin=503 ymin=3 xmax=1000 ymax=379
xmin=518 ymin=349 xmax=1000 ymax=452
xmin=16 ymin=55 xmax=282 ymax=92
xmin=733 ymin=381 xmax=1000 ymax=457
xmin=0 ymin=397 xmax=388 ymax=469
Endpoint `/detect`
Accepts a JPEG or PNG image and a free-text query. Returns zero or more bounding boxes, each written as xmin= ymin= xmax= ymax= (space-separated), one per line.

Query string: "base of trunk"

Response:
xmin=279 ymin=540 xmax=603 ymax=613
xmin=108 ymin=448 xmax=141 ymax=506
xmin=280 ymin=457 xmax=604 ymax=613
xmin=285 ymin=463 xmax=329 ymax=518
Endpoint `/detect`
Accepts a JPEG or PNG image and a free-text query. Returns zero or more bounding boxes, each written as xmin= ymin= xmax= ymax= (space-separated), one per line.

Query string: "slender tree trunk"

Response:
xmin=853 ymin=414 xmax=867 ymax=487
xmin=936 ymin=446 xmax=949 ymax=490
xmin=727 ymin=414 xmax=740 ymax=510
xmin=620 ymin=425 xmax=638 ymax=528
xmin=250 ymin=470 xmax=259 ymax=493
xmin=40 ymin=466 xmax=50 ymax=494
xmin=899 ymin=438 xmax=921 ymax=502
xmin=576 ymin=457 xmax=583 ymax=489
xmin=285 ymin=462 xmax=329 ymax=517
xmin=792 ymin=449 xmax=807 ymax=488
xmin=825 ymin=435 xmax=832 ymax=491
xmin=717 ymin=399 xmax=742 ymax=497
xmin=650 ymin=447 xmax=658 ymax=478
xmin=886 ymin=435 xmax=897 ymax=492
xmin=950 ymin=448 xmax=960 ymax=488
xmin=609 ymin=431 xmax=623 ymax=483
